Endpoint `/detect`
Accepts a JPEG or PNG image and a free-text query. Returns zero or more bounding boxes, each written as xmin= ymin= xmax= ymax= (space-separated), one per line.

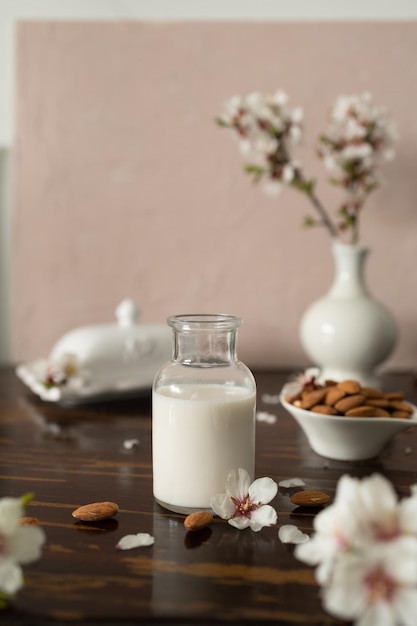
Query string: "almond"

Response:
xmin=290 ymin=490 xmax=330 ymax=507
xmin=184 ymin=511 xmax=213 ymax=532
xmin=345 ymin=405 xmax=378 ymax=417
xmin=284 ymin=392 xmax=302 ymax=404
xmin=72 ymin=501 xmax=119 ymax=521
xmin=363 ymin=398 xmax=391 ymax=408
xmin=371 ymin=407 xmax=391 ymax=417
xmin=301 ymin=387 xmax=328 ymax=410
xmin=386 ymin=392 xmax=405 ymax=401
xmin=391 ymin=411 xmax=411 ymax=419
xmin=311 ymin=404 xmax=338 ymax=415
xmin=337 ymin=380 xmax=362 ymax=394
xmin=389 ymin=401 xmax=413 ymax=414
xmin=334 ymin=394 xmax=365 ymax=413
xmin=325 ymin=387 xmax=346 ymax=406
xmin=361 ymin=386 xmax=385 ymax=398
xmin=346 ymin=405 xmax=389 ymax=418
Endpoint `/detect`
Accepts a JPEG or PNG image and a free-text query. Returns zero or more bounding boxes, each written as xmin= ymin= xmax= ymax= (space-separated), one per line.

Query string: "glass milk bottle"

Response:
xmin=152 ymin=314 xmax=256 ymax=514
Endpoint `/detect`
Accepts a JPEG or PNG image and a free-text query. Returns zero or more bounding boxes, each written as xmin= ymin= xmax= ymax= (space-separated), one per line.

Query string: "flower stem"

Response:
xmin=306 ymin=188 xmax=339 ymax=239
xmin=293 ymin=173 xmax=339 ymax=239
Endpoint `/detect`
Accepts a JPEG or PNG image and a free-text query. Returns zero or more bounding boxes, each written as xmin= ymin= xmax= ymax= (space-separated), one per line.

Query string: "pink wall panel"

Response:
xmin=12 ymin=21 xmax=417 ymax=370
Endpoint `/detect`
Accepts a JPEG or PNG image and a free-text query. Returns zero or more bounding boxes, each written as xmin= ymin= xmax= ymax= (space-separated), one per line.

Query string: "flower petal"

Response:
xmin=394 ymin=588 xmax=417 ymax=626
xmin=116 ymin=533 xmax=154 ymax=551
xmin=0 ymin=498 xmax=23 ymax=536
xmin=210 ymin=492 xmax=235 ymax=520
xmin=0 ymin=558 xmax=24 ymax=595
xmin=248 ymin=477 xmax=278 ymax=505
xmin=9 ymin=526 xmax=46 ymax=564
xmin=294 ymin=536 xmax=329 ymax=566
xmin=228 ymin=517 xmax=251 ymax=531
xmin=278 ymin=524 xmax=310 ymax=544
xmin=249 ymin=505 xmax=277 ymax=531
xmin=256 ymin=411 xmax=277 ymax=424
xmin=225 ymin=468 xmax=251 ymax=501
xmin=279 ymin=478 xmax=306 ymax=489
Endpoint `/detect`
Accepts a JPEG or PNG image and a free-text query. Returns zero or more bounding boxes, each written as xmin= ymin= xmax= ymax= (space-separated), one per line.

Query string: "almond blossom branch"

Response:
xmin=217 ymin=90 xmax=397 ymax=244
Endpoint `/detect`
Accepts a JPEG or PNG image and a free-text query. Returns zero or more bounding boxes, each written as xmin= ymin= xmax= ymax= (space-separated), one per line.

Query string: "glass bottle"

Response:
xmin=152 ymin=314 xmax=256 ymax=514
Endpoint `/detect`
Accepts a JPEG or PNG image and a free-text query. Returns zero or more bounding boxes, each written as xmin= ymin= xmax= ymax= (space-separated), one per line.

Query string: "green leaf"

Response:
xmin=244 ymin=164 xmax=265 ymax=174
xmin=21 ymin=492 xmax=34 ymax=507
xmin=292 ymin=178 xmax=315 ymax=195
xmin=215 ymin=117 xmax=229 ymax=127
xmin=244 ymin=163 xmax=265 ymax=183
xmin=303 ymin=216 xmax=316 ymax=228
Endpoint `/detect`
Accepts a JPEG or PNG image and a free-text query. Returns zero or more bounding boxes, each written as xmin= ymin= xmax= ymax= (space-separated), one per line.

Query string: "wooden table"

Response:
xmin=2 ymin=366 xmax=417 ymax=625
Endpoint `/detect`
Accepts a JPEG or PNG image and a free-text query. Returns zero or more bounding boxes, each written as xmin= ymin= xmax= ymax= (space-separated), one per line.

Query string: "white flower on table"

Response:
xmin=210 ymin=468 xmax=278 ymax=532
xmin=295 ymin=473 xmax=417 ymax=626
xmin=0 ymin=495 xmax=45 ymax=596
xmin=322 ymin=540 xmax=417 ymax=626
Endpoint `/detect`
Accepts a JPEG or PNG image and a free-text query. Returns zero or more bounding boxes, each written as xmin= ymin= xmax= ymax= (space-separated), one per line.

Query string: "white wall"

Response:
xmin=2 ymin=0 xmax=417 ymax=363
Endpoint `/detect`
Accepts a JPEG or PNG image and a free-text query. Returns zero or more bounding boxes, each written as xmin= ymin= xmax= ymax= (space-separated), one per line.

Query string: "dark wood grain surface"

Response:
xmin=2 ymin=366 xmax=417 ymax=625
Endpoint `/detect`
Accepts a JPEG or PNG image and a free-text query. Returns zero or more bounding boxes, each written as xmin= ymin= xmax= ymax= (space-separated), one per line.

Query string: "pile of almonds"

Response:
xmin=285 ymin=379 xmax=415 ymax=419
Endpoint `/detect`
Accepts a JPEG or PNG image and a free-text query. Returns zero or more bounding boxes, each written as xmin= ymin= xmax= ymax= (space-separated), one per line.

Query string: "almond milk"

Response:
xmin=152 ymin=383 xmax=256 ymax=513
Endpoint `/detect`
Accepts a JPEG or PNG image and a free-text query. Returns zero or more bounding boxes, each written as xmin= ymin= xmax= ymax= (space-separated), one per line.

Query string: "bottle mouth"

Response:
xmin=167 ymin=314 xmax=242 ymax=332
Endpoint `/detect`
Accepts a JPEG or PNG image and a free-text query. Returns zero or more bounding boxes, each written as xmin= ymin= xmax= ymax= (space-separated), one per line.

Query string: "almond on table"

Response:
xmin=72 ymin=501 xmax=119 ymax=521
xmin=290 ymin=490 xmax=330 ymax=507
xmin=184 ymin=511 xmax=213 ymax=532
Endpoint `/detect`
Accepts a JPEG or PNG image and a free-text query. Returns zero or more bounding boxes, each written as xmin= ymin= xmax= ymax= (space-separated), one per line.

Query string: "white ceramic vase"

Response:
xmin=299 ymin=241 xmax=398 ymax=387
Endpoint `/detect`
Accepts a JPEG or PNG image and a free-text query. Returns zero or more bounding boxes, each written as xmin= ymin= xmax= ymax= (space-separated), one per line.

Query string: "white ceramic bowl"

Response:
xmin=280 ymin=385 xmax=417 ymax=461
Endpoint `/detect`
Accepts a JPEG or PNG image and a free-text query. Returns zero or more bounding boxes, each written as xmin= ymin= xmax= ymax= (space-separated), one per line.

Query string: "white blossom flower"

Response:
xmin=210 ymin=468 xmax=278 ymax=532
xmin=355 ymin=474 xmax=417 ymax=542
xmin=295 ymin=474 xmax=417 ymax=626
xmin=282 ymin=164 xmax=295 ymax=183
xmin=0 ymin=495 xmax=46 ymax=595
xmin=272 ymin=89 xmax=289 ymax=106
xmin=47 ymin=353 xmax=79 ymax=384
xmin=322 ymin=540 xmax=417 ymax=626
xmin=283 ymin=367 xmax=321 ymax=399
xmin=298 ymin=367 xmax=320 ymax=389
xmin=291 ymin=106 xmax=304 ymax=124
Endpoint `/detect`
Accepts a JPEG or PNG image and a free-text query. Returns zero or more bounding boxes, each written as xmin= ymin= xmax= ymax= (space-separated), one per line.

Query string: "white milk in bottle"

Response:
xmin=152 ymin=315 xmax=256 ymax=514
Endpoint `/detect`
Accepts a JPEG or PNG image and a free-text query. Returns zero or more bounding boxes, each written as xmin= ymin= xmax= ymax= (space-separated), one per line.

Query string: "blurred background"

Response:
xmin=1 ymin=0 xmax=417 ymax=372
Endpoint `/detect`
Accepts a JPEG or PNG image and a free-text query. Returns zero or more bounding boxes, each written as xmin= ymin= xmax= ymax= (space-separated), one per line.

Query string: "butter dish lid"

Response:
xmin=16 ymin=299 xmax=171 ymax=405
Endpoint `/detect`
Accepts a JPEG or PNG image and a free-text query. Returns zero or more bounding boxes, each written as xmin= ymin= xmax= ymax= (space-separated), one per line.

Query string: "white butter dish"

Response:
xmin=16 ymin=299 xmax=171 ymax=405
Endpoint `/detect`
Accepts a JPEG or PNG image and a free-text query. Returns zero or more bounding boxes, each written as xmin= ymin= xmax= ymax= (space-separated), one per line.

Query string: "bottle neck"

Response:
xmin=168 ymin=314 xmax=241 ymax=367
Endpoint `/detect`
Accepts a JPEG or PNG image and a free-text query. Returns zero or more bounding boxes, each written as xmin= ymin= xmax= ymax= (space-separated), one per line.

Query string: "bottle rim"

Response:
xmin=167 ymin=314 xmax=242 ymax=332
